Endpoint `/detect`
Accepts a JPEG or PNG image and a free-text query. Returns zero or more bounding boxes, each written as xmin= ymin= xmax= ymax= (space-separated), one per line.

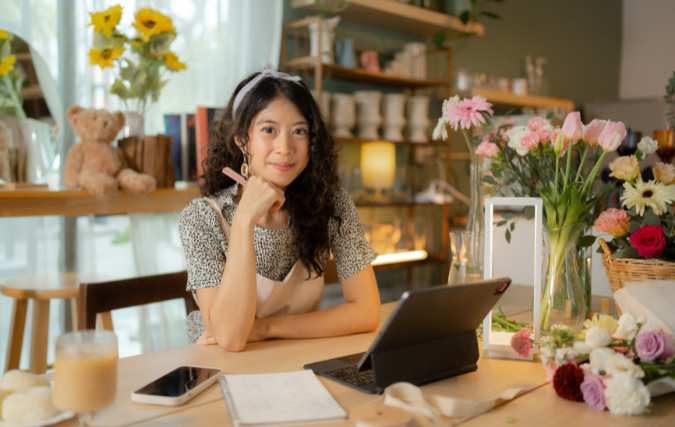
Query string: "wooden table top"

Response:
xmin=0 ymin=188 xmax=201 ymax=217
xmin=46 ymin=286 xmax=669 ymax=427
xmin=0 ymin=272 xmax=110 ymax=299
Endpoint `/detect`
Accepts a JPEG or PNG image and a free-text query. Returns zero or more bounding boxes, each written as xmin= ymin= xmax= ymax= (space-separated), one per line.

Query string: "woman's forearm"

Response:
xmin=207 ymin=214 xmax=258 ymax=351
xmin=255 ymin=300 xmax=381 ymax=341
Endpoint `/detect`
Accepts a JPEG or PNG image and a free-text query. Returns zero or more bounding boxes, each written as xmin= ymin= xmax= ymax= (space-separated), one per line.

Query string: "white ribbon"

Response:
xmin=232 ymin=59 xmax=303 ymax=119
xmin=382 ymin=382 xmax=525 ymax=427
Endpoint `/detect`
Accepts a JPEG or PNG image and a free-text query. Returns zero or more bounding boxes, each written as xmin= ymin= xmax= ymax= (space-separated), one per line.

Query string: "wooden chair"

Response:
xmin=2 ymin=272 xmax=108 ymax=374
xmin=78 ymin=271 xmax=198 ymax=331
xmin=324 ymin=258 xmax=339 ymax=284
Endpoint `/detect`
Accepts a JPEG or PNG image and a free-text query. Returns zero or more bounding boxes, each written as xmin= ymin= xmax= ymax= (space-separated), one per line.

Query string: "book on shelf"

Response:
xmin=195 ymin=107 xmax=223 ymax=179
xmin=163 ymin=113 xmax=197 ymax=181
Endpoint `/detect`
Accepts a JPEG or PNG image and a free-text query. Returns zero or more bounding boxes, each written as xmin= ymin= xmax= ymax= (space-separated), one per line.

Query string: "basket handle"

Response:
xmin=599 ymin=238 xmax=613 ymax=257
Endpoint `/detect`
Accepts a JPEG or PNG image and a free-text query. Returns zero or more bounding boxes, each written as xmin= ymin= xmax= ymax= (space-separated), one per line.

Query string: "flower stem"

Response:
xmin=575 ymin=145 xmax=590 ymax=182
xmin=461 ymin=128 xmax=477 ymax=164
xmin=2 ymin=76 xmax=26 ymax=121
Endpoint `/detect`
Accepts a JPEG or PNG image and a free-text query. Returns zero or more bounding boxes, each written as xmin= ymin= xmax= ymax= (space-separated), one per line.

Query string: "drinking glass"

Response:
xmin=654 ymin=129 xmax=675 ymax=163
xmin=53 ymin=330 xmax=118 ymax=426
xmin=448 ymin=231 xmax=484 ymax=284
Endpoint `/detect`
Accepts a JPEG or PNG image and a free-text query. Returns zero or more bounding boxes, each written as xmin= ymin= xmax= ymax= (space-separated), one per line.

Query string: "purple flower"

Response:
xmin=580 ymin=371 xmax=607 ymax=410
xmin=635 ymin=328 xmax=675 ymax=361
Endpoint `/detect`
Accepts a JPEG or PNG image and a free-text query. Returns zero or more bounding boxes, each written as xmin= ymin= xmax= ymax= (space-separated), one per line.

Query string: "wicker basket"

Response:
xmin=599 ymin=238 xmax=675 ymax=315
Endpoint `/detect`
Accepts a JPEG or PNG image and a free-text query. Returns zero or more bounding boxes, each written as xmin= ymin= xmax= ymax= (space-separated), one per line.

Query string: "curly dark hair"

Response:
xmin=200 ymin=73 xmax=341 ymax=279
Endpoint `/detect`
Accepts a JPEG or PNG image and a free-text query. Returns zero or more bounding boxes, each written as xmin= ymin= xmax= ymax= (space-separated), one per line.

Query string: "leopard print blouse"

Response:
xmin=178 ymin=184 xmax=378 ymax=342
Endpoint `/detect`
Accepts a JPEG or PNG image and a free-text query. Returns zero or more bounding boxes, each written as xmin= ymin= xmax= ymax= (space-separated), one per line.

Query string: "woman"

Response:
xmin=179 ymin=62 xmax=380 ymax=351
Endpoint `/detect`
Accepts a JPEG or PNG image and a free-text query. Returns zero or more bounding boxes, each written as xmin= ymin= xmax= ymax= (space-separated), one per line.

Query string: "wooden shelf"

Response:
xmin=291 ymin=0 xmax=484 ymax=39
xmin=20 ymin=86 xmax=43 ymax=100
xmin=0 ymin=188 xmax=201 ymax=218
xmin=462 ymin=88 xmax=574 ymax=111
xmin=355 ymin=200 xmax=449 ymax=207
xmin=336 ymin=136 xmax=448 ymax=147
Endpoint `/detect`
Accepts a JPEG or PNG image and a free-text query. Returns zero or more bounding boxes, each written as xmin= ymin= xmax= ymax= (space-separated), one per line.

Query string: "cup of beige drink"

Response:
xmin=53 ymin=330 xmax=118 ymax=426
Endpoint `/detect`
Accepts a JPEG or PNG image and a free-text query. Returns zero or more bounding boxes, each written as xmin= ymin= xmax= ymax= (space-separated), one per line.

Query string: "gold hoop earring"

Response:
xmin=240 ymin=154 xmax=249 ymax=178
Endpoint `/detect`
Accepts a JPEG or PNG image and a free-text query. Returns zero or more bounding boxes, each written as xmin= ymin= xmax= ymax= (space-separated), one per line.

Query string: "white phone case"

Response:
xmin=130 ymin=366 xmax=222 ymax=407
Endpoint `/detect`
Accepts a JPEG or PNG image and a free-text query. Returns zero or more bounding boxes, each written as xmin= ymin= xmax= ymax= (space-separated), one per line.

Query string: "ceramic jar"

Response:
xmin=354 ymin=91 xmax=382 ymax=140
xmin=406 ymin=96 xmax=430 ymax=143
xmin=382 ymin=94 xmax=406 ymax=142
xmin=309 ymin=16 xmax=340 ymax=64
xmin=331 ymin=93 xmax=356 ymax=138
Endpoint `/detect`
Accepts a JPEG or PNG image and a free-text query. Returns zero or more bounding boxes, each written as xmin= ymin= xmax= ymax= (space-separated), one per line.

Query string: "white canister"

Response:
xmin=354 ymin=91 xmax=383 ymax=140
xmin=406 ymin=96 xmax=430 ymax=143
xmin=394 ymin=51 xmax=413 ymax=78
xmin=512 ymin=78 xmax=528 ymax=96
xmin=330 ymin=93 xmax=356 ymax=138
xmin=404 ymin=42 xmax=427 ymax=80
xmin=309 ymin=16 xmax=341 ymax=65
xmin=382 ymin=94 xmax=406 ymax=142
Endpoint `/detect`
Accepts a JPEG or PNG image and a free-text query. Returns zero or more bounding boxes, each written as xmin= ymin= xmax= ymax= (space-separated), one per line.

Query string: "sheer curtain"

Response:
xmin=0 ymin=0 xmax=283 ymax=368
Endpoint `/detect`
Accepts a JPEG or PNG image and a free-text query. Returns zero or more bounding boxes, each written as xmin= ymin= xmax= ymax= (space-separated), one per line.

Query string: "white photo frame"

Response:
xmin=483 ymin=197 xmax=543 ymax=360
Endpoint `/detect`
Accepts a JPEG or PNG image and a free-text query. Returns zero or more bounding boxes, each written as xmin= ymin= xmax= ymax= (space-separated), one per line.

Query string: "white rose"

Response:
xmin=604 ymin=372 xmax=651 ymax=416
xmin=585 ymin=326 xmax=612 ymax=348
xmin=616 ymin=313 xmax=639 ymax=341
xmin=589 ymin=347 xmax=615 ymax=372
xmin=604 ymin=353 xmax=645 ymax=380
xmin=507 ymin=126 xmax=530 ymax=156
xmin=573 ymin=341 xmax=591 ymax=355
xmin=637 ymin=137 xmax=658 ymax=156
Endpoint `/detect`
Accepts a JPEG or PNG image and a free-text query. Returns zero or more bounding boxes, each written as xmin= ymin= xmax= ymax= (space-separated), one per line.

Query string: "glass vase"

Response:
xmin=576 ymin=228 xmax=592 ymax=313
xmin=540 ymin=223 xmax=587 ymax=334
xmin=466 ymin=164 xmax=484 ymax=236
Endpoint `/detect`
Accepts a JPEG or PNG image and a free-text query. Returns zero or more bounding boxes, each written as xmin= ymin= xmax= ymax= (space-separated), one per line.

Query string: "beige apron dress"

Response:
xmin=200 ymin=197 xmax=325 ymax=318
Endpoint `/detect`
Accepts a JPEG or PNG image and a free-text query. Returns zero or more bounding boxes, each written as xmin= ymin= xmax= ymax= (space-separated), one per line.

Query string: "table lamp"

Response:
xmin=361 ymin=141 xmax=395 ymax=201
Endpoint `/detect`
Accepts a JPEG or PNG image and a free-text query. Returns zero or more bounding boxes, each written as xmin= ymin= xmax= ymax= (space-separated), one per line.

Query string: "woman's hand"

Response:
xmin=233 ymin=176 xmax=285 ymax=228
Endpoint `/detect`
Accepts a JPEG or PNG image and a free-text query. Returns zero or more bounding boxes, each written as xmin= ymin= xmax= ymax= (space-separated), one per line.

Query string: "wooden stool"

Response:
xmin=1 ymin=272 xmax=107 ymax=374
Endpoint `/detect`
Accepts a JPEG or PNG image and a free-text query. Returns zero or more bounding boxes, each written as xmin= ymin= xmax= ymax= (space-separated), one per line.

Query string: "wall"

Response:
xmin=620 ymin=0 xmax=675 ymax=99
xmin=451 ymin=0 xmax=622 ymax=108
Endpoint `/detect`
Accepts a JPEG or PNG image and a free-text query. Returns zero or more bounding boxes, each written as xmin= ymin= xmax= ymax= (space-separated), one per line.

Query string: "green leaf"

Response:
xmin=109 ymin=79 xmax=133 ymax=100
xmin=460 ymin=11 xmax=471 ymax=25
xmin=492 ymin=168 xmax=502 ymax=178
xmin=495 ymin=220 xmax=507 ymax=227
xmin=629 ymin=220 xmax=640 ymax=233
xmin=645 ymin=210 xmax=661 ymax=226
xmin=623 ymin=248 xmax=639 ymax=259
xmin=92 ymin=32 xmax=112 ymax=50
xmin=505 ymin=229 xmax=511 ymax=243
xmin=668 ymin=204 xmax=674 ymax=214
xmin=509 ymin=222 xmax=515 ymax=231
xmin=546 ymin=112 xmax=554 ymax=119
xmin=504 ymin=108 xmax=515 ymax=116
xmin=482 ymin=175 xmax=495 ymax=184
xmin=479 ymin=11 xmax=500 ymax=19
xmin=524 ymin=206 xmax=535 ymax=220
xmin=577 ymin=235 xmax=597 ymax=248
xmin=502 ymin=212 xmax=516 ymax=220
xmin=0 ymin=40 xmax=10 ymax=58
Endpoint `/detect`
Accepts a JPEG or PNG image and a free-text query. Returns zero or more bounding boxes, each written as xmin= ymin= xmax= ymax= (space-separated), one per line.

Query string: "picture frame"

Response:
xmin=482 ymin=197 xmax=543 ymax=360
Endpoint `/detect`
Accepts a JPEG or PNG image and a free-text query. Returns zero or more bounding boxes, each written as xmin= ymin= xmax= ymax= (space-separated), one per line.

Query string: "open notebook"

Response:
xmin=219 ymin=370 xmax=347 ymax=427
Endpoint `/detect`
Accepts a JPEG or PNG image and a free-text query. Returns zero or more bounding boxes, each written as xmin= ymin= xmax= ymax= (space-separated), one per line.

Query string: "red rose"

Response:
xmin=629 ymin=225 xmax=666 ymax=258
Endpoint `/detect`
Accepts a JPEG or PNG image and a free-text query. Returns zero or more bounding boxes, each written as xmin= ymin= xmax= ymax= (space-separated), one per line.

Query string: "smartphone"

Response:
xmin=130 ymin=366 xmax=222 ymax=406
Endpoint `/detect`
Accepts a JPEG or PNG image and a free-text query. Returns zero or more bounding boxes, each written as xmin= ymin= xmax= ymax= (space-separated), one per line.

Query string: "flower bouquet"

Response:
xmin=472 ymin=111 xmax=660 ymax=333
xmin=87 ymin=5 xmax=186 ymax=115
xmin=0 ymin=30 xmax=26 ymax=121
xmin=511 ymin=313 xmax=675 ymax=416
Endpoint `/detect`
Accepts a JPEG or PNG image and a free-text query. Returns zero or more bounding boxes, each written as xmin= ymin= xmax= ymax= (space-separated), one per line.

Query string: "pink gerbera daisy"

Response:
xmin=445 ymin=95 xmax=494 ymax=130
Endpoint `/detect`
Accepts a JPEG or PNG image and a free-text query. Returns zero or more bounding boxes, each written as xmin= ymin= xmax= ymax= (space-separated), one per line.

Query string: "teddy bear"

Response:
xmin=64 ymin=105 xmax=156 ymax=196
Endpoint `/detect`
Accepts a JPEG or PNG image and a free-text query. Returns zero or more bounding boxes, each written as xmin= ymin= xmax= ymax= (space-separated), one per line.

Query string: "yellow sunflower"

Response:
xmin=621 ymin=179 xmax=675 ymax=216
xmin=88 ymin=5 xmax=123 ymax=38
xmin=0 ymin=55 xmax=16 ymax=76
xmin=133 ymin=8 xmax=175 ymax=42
xmin=163 ymin=52 xmax=186 ymax=71
xmin=88 ymin=47 xmax=125 ymax=69
xmin=0 ymin=30 xmax=8 ymax=39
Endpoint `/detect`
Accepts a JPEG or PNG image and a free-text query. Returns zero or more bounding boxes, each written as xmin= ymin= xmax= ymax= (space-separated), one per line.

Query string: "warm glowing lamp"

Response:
xmin=361 ymin=141 xmax=396 ymax=200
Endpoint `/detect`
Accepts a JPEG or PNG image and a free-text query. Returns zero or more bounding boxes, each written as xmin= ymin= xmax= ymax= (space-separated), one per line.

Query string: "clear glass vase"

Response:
xmin=540 ymin=223 xmax=587 ymax=334
xmin=466 ymin=164 xmax=484 ymax=236
xmin=576 ymin=229 xmax=592 ymax=314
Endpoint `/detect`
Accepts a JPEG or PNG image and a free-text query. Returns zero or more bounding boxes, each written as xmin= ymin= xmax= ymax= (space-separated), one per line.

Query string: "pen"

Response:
xmin=222 ymin=167 xmax=248 ymax=186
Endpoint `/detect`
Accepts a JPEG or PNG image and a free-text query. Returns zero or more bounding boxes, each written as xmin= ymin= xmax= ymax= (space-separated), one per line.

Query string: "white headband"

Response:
xmin=232 ymin=60 xmax=303 ymax=120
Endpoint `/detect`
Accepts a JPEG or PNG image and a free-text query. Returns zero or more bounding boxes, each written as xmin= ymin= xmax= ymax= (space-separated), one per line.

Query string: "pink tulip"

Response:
xmin=562 ymin=112 xmax=584 ymax=142
xmin=598 ymin=121 xmax=627 ymax=152
xmin=583 ymin=119 xmax=607 ymax=147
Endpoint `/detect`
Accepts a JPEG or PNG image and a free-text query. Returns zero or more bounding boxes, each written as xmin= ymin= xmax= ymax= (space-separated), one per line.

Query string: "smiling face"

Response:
xmin=238 ymin=97 xmax=310 ymax=191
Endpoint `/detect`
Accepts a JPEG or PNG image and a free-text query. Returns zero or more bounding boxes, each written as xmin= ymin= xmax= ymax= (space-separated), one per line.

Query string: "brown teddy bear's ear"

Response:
xmin=113 ymin=111 xmax=125 ymax=130
xmin=66 ymin=105 xmax=85 ymax=127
